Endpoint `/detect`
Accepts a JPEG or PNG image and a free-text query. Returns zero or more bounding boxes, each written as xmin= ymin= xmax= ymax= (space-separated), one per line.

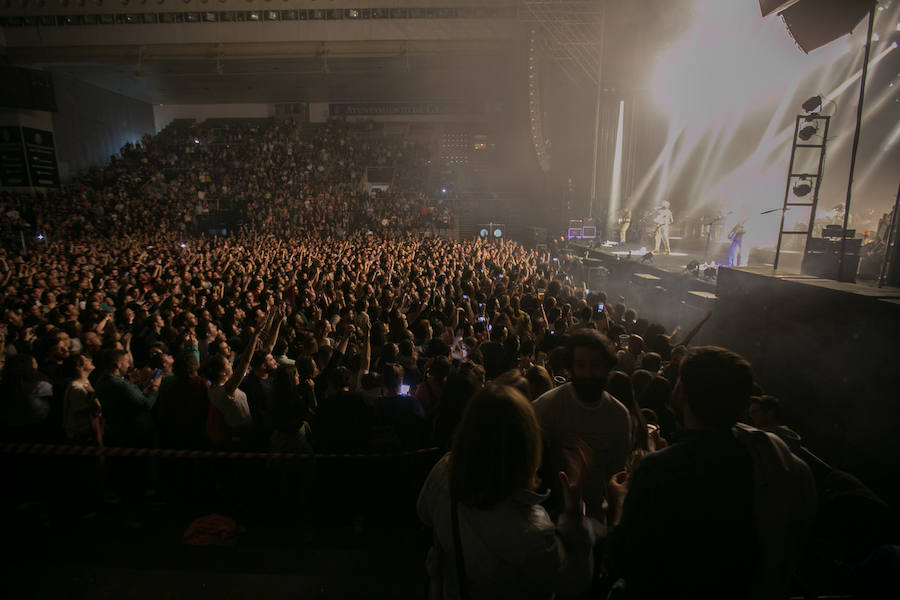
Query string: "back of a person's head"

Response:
xmin=639 ymin=375 xmax=672 ymax=411
xmin=519 ymin=335 xmax=536 ymax=359
xmin=172 ymin=352 xmax=199 ymax=378
xmin=640 ymin=352 xmax=662 ymax=374
xmin=645 ymin=323 xmax=666 ymax=339
xmin=60 ymin=353 xmax=87 ymax=381
xmin=606 ymin=370 xmax=635 ymax=408
xmin=755 ymin=394 xmax=781 ymax=419
xmin=249 ymin=350 xmax=268 ymax=370
xmin=576 ymin=305 xmax=593 ymax=323
xmin=381 ymin=362 xmax=404 ymax=393
xmin=494 ymin=369 xmax=531 ymax=400
xmin=631 ymin=369 xmax=653 ymax=397
xmin=270 ymin=364 xmax=299 ymax=402
xmin=96 ymin=348 xmax=124 ymax=374
xmin=525 ymin=365 xmax=553 ymax=400
xmin=379 ymin=342 xmax=399 ymax=365
xmin=329 ymin=365 xmax=353 ymax=391
xmin=428 ymin=355 xmax=451 ymax=382
xmin=315 ymin=345 xmax=333 ymax=369
xmin=633 ymin=317 xmax=649 ymax=336
xmin=679 ymin=346 xmax=754 ymax=430
xmin=608 ymin=323 xmax=626 ymax=340
xmin=456 ymin=359 xmax=486 ymax=386
xmin=0 ymin=353 xmax=38 ymax=394
xmin=450 ymin=384 xmax=541 ymax=509
xmin=398 ymin=339 xmax=415 ymax=359
xmin=749 ymin=394 xmax=782 ymax=427
xmin=641 ymin=408 xmax=659 ymax=425
xmin=296 ymin=355 xmax=317 ymax=379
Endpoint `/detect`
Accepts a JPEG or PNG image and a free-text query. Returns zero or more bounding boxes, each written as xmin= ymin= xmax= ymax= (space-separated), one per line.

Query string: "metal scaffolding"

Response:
xmin=520 ymin=0 xmax=606 ymax=88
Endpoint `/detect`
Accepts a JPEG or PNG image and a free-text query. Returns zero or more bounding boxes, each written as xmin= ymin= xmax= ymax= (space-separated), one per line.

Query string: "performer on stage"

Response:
xmin=618 ymin=208 xmax=631 ymax=245
xmin=653 ymin=201 xmax=673 ymax=255
xmin=728 ymin=220 xmax=746 ymax=267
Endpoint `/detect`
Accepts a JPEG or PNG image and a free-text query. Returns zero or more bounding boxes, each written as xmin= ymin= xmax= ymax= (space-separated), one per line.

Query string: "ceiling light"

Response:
xmin=798 ymin=125 xmax=817 ymax=140
xmin=793 ymin=178 xmax=812 ymax=197
xmin=801 ymin=95 xmax=822 ymax=112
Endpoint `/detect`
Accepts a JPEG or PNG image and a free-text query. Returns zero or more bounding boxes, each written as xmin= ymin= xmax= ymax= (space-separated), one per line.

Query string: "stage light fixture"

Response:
xmin=798 ymin=124 xmax=818 ymax=140
xmin=802 ymin=95 xmax=822 ymax=112
xmin=641 ymin=252 xmax=654 ymax=264
xmin=793 ymin=177 xmax=812 ymax=196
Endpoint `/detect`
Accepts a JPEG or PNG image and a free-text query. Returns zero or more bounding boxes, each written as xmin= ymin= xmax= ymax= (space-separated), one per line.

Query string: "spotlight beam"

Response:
xmin=609 ymin=100 xmax=625 ymax=234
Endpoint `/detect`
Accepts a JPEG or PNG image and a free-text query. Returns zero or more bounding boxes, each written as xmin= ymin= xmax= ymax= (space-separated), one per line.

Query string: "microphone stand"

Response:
xmin=703 ymin=215 xmax=726 ymax=263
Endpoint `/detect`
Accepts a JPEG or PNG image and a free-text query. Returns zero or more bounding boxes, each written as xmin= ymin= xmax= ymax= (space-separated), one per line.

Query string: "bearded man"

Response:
xmin=533 ymin=330 xmax=631 ymax=519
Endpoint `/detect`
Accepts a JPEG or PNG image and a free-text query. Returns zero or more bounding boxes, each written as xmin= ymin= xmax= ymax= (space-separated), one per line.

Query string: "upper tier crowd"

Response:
xmin=0 ymin=118 xmax=895 ymax=599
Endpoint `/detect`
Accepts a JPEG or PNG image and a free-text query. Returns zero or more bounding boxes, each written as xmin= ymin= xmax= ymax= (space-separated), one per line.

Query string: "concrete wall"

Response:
xmin=51 ymin=73 xmax=155 ymax=182
xmin=153 ymin=103 xmax=275 ymax=132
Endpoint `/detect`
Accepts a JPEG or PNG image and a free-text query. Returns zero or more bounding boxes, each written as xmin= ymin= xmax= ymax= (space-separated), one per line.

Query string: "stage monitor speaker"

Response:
xmin=769 ymin=0 xmax=875 ymax=53
xmin=802 ymin=238 xmax=862 ymax=282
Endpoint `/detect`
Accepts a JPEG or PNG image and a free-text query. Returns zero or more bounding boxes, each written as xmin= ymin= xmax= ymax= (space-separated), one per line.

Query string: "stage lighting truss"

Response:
xmin=521 ymin=0 xmax=606 ymax=87
xmin=528 ymin=31 xmax=551 ymax=173
xmin=774 ymin=111 xmax=831 ymax=270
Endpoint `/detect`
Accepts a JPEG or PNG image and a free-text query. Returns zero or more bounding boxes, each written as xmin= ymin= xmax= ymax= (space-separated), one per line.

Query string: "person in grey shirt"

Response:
xmin=533 ymin=330 xmax=631 ymax=519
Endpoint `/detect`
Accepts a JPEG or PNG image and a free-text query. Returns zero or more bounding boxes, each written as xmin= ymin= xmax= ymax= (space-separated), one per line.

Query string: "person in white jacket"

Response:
xmin=417 ymin=383 xmax=596 ymax=600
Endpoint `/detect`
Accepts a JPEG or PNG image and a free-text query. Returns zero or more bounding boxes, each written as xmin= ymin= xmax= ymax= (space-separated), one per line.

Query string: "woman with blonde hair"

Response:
xmin=417 ymin=383 xmax=595 ymax=599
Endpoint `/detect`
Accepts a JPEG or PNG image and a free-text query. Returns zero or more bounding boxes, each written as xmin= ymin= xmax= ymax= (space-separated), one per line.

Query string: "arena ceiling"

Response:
xmin=0 ymin=0 xmax=693 ymax=105
xmin=34 ymin=49 xmax=522 ymax=105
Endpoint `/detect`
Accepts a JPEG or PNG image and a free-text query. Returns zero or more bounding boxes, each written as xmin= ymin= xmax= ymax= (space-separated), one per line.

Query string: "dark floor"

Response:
xmin=2 ymin=453 xmax=436 ymax=599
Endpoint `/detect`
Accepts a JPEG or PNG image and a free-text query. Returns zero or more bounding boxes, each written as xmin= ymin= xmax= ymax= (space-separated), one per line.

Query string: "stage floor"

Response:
xmin=566 ymin=238 xmax=783 ymax=277
xmin=566 ymin=238 xmax=888 ymax=287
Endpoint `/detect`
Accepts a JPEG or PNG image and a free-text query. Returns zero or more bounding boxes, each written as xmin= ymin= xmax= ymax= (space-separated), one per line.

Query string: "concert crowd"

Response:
xmin=0 ymin=118 xmax=895 ymax=599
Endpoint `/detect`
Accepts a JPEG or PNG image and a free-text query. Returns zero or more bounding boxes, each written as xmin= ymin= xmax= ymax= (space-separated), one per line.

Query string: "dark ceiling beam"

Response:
xmin=6 ymin=39 xmax=514 ymax=64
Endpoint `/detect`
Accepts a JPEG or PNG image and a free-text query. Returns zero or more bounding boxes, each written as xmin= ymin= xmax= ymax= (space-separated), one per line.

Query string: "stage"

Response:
xmin=564 ymin=233 xmax=893 ymax=286
xmin=565 ymin=236 xmax=808 ymax=278
xmin=564 ymin=235 xmax=900 ymax=502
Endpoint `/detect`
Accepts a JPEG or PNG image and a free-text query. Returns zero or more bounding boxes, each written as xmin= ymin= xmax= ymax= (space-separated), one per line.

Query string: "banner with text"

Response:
xmin=23 ymin=127 xmax=60 ymax=188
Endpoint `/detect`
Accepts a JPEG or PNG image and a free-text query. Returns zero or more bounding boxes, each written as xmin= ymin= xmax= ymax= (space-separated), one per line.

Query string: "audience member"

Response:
xmin=417 ymin=384 xmax=595 ymax=599
xmin=607 ymin=346 xmax=815 ymax=599
xmin=533 ymin=330 xmax=631 ymax=518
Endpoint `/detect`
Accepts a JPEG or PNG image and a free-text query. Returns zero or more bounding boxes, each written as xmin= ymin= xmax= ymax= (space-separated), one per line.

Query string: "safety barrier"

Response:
xmin=0 ymin=443 xmax=441 ymax=461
